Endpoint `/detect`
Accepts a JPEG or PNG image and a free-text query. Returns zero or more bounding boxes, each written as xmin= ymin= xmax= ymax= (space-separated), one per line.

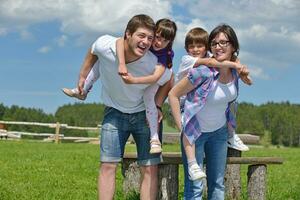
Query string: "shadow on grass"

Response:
xmin=125 ymin=191 xmax=139 ymax=200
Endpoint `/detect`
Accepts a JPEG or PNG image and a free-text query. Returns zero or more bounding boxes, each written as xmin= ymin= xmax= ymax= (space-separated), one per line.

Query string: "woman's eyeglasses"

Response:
xmin=210 ymin=40 xmax=230 ymax=48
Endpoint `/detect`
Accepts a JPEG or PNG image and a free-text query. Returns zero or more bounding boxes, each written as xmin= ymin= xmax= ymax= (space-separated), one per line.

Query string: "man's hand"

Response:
xmin=118 ymin=63 xmax=128 ymax=76
xmin=77 ymin=77 xmax=86 ymax=95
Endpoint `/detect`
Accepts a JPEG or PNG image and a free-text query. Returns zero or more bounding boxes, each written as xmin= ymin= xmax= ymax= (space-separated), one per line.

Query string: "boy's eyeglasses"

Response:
xmin=210 ymin=40 xmax=230 ymax=48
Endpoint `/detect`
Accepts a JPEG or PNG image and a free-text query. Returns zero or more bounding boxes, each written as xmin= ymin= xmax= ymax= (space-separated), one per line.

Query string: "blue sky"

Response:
xmin=0 ymin=0 xmax=299 ymax=114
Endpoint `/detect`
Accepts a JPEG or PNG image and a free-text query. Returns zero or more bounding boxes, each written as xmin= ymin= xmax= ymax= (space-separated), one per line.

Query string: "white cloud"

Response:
xmin=55 ymin=35 xmax=68 ymax=47
xmin=249 ymin=67 xmax=270 ymax=80
xmin=173 ymin=18 xmax=208 ymax=48
xmin=0 ymin=0 xmax=172 ymax=41
xmin=0 ymin=27 xmax=7 ymax=36
xmin=248 ymin=25 xmax=268 ymax=39
xmin=20 ymin=29 xmax=33 ymax=40
xmin=38 ymin=46 xmax=51 ymax=53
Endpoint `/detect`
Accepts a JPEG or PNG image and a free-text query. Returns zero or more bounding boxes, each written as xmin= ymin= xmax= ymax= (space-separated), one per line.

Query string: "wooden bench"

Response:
xmin=122 ymin=150 xmax=283 ymax=200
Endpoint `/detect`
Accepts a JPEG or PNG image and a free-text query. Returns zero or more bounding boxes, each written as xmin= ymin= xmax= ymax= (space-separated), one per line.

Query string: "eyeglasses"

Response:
xmin=210 ymin=40 xmax=230 ymax=48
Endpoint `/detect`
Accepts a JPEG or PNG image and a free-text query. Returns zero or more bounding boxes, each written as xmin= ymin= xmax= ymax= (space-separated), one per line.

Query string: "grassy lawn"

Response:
xmin=0 ymin=140 xmax=299 ymax=200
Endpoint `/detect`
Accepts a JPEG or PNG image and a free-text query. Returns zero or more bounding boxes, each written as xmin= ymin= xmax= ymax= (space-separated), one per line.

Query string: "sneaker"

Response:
xmin=149 ymin=139 xmax=162 ymax=154
xmin=188 ymin=163 xmax=206 ymax=181
xmin=62 ymin=88 xmax=86 ymax=100
xmin=227 ymin=134 xmax=249 ymax=151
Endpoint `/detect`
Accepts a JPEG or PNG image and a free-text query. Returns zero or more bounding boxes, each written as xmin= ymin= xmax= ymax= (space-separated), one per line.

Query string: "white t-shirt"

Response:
xmin=91 ymin=35 xmax=158 ymax=113
xmin=176 ymin=53 xmax=212 ymax=83
xmin=175 ymin=55 xmax=198 ymax=84
xmin=175 ymin=55 xmax=199 ymax=111
xmin=196 ymin=80 xmax=237 ymax=132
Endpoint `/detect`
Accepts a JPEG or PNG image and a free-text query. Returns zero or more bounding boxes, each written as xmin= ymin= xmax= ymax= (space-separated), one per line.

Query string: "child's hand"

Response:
xmin=235 ymin=63 xmax=249 ymax=76
xmin=121 ymin=73 xmax=136 ymax=84
xmin=235 ymin=64 xmax=252 ymax=85
xmin=240 ymin=74 xmax=253 ymax=85
xmin=118 ymin=64 xmax=128 ymax=76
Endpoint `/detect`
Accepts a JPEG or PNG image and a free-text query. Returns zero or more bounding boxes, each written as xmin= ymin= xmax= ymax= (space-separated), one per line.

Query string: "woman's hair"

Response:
xmin=208 ymin=24 xmax=239 ymax=56
xmin=185 ymin=27 xmax=209 ymax=51
xmin=124 ymin=14 xmax=155 ymax=39
xmin=156 ymin=18 xmax=177 ymax=68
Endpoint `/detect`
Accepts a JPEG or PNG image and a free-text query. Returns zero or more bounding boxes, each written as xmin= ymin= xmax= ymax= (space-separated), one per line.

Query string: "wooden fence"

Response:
xmin=0 ymin=120 xmax=100 ymax=143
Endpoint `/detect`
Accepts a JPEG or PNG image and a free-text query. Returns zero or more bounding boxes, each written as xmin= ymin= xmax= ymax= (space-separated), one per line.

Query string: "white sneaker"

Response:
xmin=149 ymin=139 xmax=162 ymax=154
xmin=228 ymin=134 xmax=249 ymax=151
xmin=62 ymin=88 xmax=86 ymax=100
xmin=188 ymin=163 xmax=206 ymax=181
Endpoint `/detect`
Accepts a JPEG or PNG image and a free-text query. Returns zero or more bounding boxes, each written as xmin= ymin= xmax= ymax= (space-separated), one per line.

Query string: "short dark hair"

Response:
xmin=124 ymin=14 xmax=155 ymax=39
xmin=185 ymin=27 xmax=208 ymax=51
xmin=208 ymin=24 xmax=239 ymax=56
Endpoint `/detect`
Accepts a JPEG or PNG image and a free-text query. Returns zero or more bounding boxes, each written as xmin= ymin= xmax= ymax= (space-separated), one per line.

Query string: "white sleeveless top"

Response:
xmin=196 ymin=79 xmax=237 ymax=132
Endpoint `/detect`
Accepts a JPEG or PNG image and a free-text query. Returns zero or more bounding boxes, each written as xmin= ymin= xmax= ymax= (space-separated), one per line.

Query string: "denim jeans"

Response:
xmin=100 ymin=107 xmax=162 ymax=166
xmin=181 ymin=125 xmax=228 ymax=200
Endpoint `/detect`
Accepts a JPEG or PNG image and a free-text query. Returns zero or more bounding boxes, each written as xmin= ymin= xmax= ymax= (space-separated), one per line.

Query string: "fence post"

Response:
xmin=55 ymin=122 xmax=60 ymax=144
xmin=225 ymin=148 xmax=242 ymax=199
xmin=247 ymin=164 xmax=267 ymax=200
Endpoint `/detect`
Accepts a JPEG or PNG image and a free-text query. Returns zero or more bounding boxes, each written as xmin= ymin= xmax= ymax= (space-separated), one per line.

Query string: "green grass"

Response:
xmin=0 ymin=140 xmax=299 ymax=199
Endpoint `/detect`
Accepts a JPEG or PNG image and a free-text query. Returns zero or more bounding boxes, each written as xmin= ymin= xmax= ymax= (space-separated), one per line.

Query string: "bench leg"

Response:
xmin=122 ymin=161 xmax=179 ymax=200
xmin=225 ymin=148 xmax=241 ymax=199
xmin=122 ymin=160 xmax=141 ymax=194
xmin=247 ymin=164 xmax=267 ymax=200
xmin=158 ymin=164 xmax=179 ymax=200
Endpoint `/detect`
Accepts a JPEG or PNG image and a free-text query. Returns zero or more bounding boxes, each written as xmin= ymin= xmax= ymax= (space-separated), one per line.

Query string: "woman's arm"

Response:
xmin=168 ymin=77 xmax=195 ymax=130
xmin=121 ymin=64 xmax=165 ymax=84
xmin=116 ymin=38 xmax=128 ymax=75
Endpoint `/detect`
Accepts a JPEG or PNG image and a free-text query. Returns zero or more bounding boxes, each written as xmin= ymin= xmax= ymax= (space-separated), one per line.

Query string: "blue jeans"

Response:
xmin=100 ymin=107 xmax=162 ymax=166
xmin=181 ymin=125 xmax=228 ymax=200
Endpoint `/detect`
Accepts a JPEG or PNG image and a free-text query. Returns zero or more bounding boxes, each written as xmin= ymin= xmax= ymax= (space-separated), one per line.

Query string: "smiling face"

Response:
xmin=152 ymin=32 xmax=170 ymax=51
xmin=187 ymin=42 xmax=207 ymax=58
xmin=211 ymin=32 xmax=235 ymax=62
xmin=125 ymin=27 xmax=154 ymax=61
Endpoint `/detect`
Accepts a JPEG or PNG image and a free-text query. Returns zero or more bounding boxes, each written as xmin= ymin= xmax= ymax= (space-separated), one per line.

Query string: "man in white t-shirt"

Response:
xmin=77 ymin=14 xmax=164 ymax=200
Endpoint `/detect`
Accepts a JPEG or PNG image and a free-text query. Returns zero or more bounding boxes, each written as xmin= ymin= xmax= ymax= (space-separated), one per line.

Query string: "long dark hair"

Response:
xmin=155 ymin=18 xmax=177 ymax=68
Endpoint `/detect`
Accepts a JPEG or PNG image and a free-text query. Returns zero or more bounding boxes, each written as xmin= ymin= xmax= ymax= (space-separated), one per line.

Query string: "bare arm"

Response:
xmin=195 ymin=57 xmax=239 ymax=70
xmin=195 ymin=57 xmax=252 ymax=85
xmin=155 ymin=74 xmax=174 ymax=107
xmin=121 ymin=65 xmax=165 ymax=84
xmin=116 ymin=38 xmax=128 ymax=75
xmin=78 ymin=49 xmax=98 ymax=94
xmin=168 ymin=77 xmax=195 ymax=130
xmin=154 ymin=75 xmax=174 ymax=122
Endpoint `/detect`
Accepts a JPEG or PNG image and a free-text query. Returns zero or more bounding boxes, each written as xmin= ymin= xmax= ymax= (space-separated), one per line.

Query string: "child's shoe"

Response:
xmin=227 ymin=134 xmax=249 ymax=151
xmin=62 ymin=88 xmax=86 ymax=100
xmin=149 ymin=139 xmax=162 ymax=154
xmin=188 ymin=163 xmax=206 ymax=181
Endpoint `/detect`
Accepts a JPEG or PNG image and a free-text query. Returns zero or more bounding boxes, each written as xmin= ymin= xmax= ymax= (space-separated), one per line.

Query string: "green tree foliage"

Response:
xmin=1 ymin=101 xmax=300 ymax=146
xmin=55 ymin=103 xmax=105 ymax=126
xmin=1 ymin=104 xmax=55 ymax=133
xmin=55 ymin=103 xmax=105 ymax=136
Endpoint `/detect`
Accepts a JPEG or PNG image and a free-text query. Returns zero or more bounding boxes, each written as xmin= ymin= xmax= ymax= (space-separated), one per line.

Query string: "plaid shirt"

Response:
xmin=182 ymin=66 xmax=239 ymax=145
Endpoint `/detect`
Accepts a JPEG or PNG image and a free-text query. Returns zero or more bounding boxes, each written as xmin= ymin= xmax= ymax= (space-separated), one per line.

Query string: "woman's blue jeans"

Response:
xmin=181 ymin=125 xmax=228 ymax=200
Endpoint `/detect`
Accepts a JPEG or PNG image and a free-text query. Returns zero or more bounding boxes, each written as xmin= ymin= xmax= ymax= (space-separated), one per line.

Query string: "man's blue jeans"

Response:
xmin=181 ymin=125 xmax=228 ymax=200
